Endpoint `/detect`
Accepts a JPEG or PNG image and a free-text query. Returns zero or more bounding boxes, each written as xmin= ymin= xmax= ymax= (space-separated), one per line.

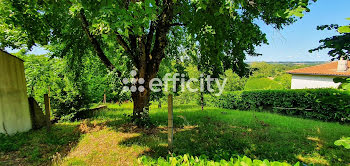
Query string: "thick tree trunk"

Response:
xmin=130 ymin=69 xmax=157 ymax=126
xmin=112 ymin=0 xmax=174 ymax=125
xmin=131 ymin=89 xmax=151 ymax=120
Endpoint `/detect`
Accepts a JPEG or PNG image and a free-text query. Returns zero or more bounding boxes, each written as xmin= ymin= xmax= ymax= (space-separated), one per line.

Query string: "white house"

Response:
xmin=287 ymin=58 xmax=350 ymax=89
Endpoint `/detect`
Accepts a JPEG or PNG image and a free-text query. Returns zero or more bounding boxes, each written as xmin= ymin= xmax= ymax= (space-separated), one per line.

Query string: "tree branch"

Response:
xmin=147 ymin=0 xmax=175 ymax=78
xmin=115 ymin=31 xmax=132 ymax=54
xmin=115 ymin=31 xmax=141 ymax=68
xmin=78 ymin=9 xmax=121 ymax=76
xmin=146 ymin=21 xmax=156 ymax=55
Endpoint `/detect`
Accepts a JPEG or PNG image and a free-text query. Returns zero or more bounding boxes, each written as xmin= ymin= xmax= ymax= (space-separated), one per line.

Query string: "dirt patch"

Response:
xmin=78 ymin=120 xmax=107 ymax=134
xmin=59 ymin=128 xmax=148 ymax=166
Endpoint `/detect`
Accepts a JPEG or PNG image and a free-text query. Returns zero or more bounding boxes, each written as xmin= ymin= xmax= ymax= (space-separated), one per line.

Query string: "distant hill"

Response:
xmin=246 ymin=61 xmax=327 ymax=65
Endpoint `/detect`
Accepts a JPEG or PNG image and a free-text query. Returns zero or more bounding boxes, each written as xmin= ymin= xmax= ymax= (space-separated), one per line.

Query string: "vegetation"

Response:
xmin=309 ymin=21 xmax=350 ymax=60
xmin=0 ymin=0 xmax=317 ymax=122
xmin=140 ymin=154 xmax=300 ymax=166
xmin=0 ymin=123 xmax=80 ymax=165
xmin=249 ymin=62 xmax=306 ymax=79
xmin=11 ymin=49 xmax=307 ymax=121
xmin=338 ymin=18 xmax=350 ymax=33
xmin=1 ymin=103 xmax=349 ymax=165
xmin=244 ymin=78 xmax=284 ymax=90
xmin=2 ymin=1 xmax=350 ymax=165
xmin=243 ymin=62 xmax=310 ymax=90
xmin=335 ymin=137 xmax=350 ymax=149
xmin=206 ymin=89 xmax=350 ymax=122
xmin=13 ymin=50 xmax=91 ymax=118
xmin=12 ymin=49 xmax=128 ymax=119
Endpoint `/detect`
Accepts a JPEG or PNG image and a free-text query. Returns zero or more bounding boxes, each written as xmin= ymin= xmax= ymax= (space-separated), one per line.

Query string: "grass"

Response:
xmin=1 ymin=102 xmax=350 ymax=165
xmin=0 ymin=123 xmax=80 ymax=165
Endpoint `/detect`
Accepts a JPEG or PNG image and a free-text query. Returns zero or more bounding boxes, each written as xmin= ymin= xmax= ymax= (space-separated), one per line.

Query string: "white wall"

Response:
xmin=0 ymin=51 xmax=32 ymax=135
xmin=291 ymin=74 xmax=341 ymax=89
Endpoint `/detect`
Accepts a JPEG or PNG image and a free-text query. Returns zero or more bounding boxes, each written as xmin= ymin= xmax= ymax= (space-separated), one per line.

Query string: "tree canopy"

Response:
xmin=309 ymin=22 xmax=350 ymax=60
xmin=0 ymin=0 xmax=316 ymax=121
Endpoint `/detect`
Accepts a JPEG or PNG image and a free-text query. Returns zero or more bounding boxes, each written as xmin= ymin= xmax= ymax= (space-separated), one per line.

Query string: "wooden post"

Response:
xmin=201 ymin=92 xmax=204 ymax=111
xmin=44 ymin=94 xmax=51 ymax=131
xmin=103 ymin=90 xmax=106 ymax=104
xmin=168 ymin=94 xmax=174 ymax=151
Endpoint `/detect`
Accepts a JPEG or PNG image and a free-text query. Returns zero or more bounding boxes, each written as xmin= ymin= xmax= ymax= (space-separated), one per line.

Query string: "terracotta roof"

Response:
xmin=287 ymin=61 xmax=350 ymax=77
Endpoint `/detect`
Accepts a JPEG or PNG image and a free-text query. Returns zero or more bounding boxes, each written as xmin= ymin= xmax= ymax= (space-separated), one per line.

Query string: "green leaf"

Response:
xmin=334 ymin=137 xmax=350 ymax=149
xmin=333 ymin=77 xmax=347 ymax=83
xmin=293 ymin=162 xmax=300 ymax=166
xmin=338 ymin=26 xmax=350 ymax=33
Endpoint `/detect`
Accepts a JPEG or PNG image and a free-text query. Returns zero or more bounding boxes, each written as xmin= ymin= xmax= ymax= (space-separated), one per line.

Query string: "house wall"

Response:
xmin=291 ymin=74 xmax=342 ymax=89
xmin=0 ymin=51 xmax=32 ymax=135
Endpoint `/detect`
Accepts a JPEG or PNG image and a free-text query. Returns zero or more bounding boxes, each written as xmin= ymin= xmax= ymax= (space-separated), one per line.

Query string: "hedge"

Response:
xmin=205 ymin=89 xmax=350 ymax=122
xmin=140 ymin=154 xmax=300 ymax=166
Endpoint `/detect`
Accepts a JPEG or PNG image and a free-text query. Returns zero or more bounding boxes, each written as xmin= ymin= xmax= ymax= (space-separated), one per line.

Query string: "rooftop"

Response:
xmin=287 ymin=61 xmax=350 ymax=77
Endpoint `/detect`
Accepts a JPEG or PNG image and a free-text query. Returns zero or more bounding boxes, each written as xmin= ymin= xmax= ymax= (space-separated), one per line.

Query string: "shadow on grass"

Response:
xmin=46 ymin=104 xmax=350 ymax=165
xmin=103 ymin=110 xmax=288 ymax=163
xmin=95 ymin=104 xmax=350 ymax=165
xmin=0 ymin=123 xmax=81 ymax=165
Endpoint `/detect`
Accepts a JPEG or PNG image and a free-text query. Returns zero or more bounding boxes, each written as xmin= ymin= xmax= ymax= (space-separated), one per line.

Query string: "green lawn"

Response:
xmin=1 ymin=103 xmax=350 ymax=165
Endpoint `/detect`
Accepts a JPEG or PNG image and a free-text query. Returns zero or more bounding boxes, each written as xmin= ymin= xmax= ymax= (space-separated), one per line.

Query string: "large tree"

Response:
xmin=0 ymin=0 xmax=315 ymax=121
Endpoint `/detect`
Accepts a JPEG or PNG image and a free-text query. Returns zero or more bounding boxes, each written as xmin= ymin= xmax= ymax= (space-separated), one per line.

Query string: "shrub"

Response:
xmin=140 ymin=154 xmax=300 ymax=166
xmin=274 ymin=74 xmax=292 ymax=89
xmin=206 ymin=89 xmax=350 ymax=122
xmin=244 ymin=78 xmax=284 ymax=90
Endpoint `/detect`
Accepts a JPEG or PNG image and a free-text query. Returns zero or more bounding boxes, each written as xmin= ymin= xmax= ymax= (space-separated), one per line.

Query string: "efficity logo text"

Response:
xmin=122 ymin=70 xmax=227 ymax=96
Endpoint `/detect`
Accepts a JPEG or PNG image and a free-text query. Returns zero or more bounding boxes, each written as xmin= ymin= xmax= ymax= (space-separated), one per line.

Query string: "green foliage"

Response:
xmin=338 ymin=18 xmax=350 ymax=33
xmin=223 ymin=69 xmax=248 ymax=91
xmin=206 ymin=89 xmax=350 ymax=122
xmin=333 ymin=77 xmax=350 ymax=90
xmin=3 ymin=103 xmax=350 ymax=165
xmin=0 ymin=124 xmax=80 ymax=165
xmin=0 ymin=0 xmax=316 ymax=116
xmin=339 ymin=25 xmax=350 ymax=33
xmin=12 ymin=50 xmax=129 ymax=119
xmin=249 ymin=62 xmax=306 ymax=78
xmin=244 ymin=78 xmax=284 ymax=90
xmin=140 ymin=154 xmax=299 ymax=166
xmin=274 ymin=74 xmax=292 ymax=89
xmin=334 ymin=137 xmax=350 ymax=149
xmin=309 ymin=23 xmax=350 ymax=60
xmin=168 ymin=63 xmax=304 ymax=105
xmin=246 ymin=62 xmax=307 ymax=90
xmin=13 ymin=51 xmax=92 ymax=118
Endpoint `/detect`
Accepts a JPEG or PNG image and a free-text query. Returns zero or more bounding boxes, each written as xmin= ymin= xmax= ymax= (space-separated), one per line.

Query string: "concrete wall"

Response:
xmin=291 ymin=74 xmax=341 ymax=89
xmin=0 ymin=50 xmax=32 ymax=135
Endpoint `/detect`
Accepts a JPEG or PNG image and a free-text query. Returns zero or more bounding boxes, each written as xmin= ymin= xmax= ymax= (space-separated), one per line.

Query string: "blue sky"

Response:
xmin=247 ymin=0 xmax=350 ymax=62
xmin=6 ymin=0 xmax=350 ymax=62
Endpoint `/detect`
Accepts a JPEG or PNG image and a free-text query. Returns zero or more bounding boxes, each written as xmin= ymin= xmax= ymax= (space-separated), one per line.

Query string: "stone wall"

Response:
xmin=0 ymin=50 xmax=32 ymax=135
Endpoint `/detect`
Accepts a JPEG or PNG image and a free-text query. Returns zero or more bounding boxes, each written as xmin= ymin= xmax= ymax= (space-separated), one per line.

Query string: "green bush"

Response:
xmin=206 ymin=89 xmax=350 ymax=122
xmin=140 ymin=154 xmax=300 ymax=166
xmin=274 ymin=74 xmax=292 ymax=89
xmin=244 ymin=78 xmax=284 ymax=90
